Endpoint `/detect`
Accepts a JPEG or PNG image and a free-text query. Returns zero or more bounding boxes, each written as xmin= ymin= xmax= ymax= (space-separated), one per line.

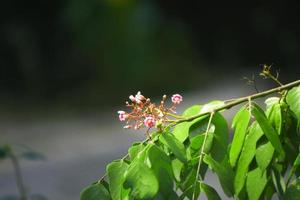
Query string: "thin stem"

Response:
xmin=8 ymin=149 xmax=28 ymax=200
xmin=175 ymin=79 xmax=300 ymax=124
xmin=165 ymin=112 xmax=184 ymax=119
xmin=192 ymin=112 xmax=214 ymax=200
xmin=268 ymin=73 xmax=283 ymax=86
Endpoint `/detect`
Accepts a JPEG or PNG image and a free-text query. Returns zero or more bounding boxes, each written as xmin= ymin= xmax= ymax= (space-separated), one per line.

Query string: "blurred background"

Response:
xmin=1 ymin=0 xmax=300 ymax=199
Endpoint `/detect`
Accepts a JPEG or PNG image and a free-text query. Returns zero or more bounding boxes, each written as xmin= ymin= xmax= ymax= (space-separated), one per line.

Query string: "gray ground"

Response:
xmin=1 ymin=78 xmax=269 ymax=200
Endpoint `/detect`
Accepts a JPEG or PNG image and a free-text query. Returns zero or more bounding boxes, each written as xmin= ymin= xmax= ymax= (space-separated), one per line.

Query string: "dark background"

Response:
xmin=1 ymin=0 xmax=300 ymax=111
xmin=1 ymin=0 xmax=300 ymax=199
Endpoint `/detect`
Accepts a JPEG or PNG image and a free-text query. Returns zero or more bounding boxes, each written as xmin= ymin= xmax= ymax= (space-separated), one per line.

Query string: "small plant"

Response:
xmin=0 ymin=144 xmax=47 ymax=200
xmin=81 ymin=67 xmax=300 ymax=200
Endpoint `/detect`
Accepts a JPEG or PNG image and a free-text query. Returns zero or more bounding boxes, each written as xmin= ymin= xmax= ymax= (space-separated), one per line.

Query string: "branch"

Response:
xmin=98 ymin=79 xmax=300 ymax=184
xmin=175 ymin=79 xmax=300 ymax=124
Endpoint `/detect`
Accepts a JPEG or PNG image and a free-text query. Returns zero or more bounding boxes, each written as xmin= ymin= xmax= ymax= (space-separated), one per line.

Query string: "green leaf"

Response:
xmin=173 ymin=122 xmax=191 ymax=143
xmin=159 ymin=132 xmax=187 ymax=163
xmin=286 ymin=85 xmax=300 ymax=121
xmin=124 ymin=159 xmax=159 ymax=199
xmin=183 ymin=105 xmax=202 ymax=116
xmin=246 ymin=167 xmax=268 ymax=200
xmin=171 ymin=159 xmax=183 ymax=182
xmin=267 ymin=103 xmax=282 ymax=135
xmin=200 ymin=183 xmax=222 ymax=200
xmin=128 ymin=143 xmax=145 ymax=160
xmin=265 ymin=97 xmax=280 ymax=110
xmin=255 ymin=142 xmax=274 ymax=172
xmin=230 ymin=106 xmax=251 ymax=167
xmin=107 ymin=160 xmax=129 ymax=200
xmin=204 ymin=154 xmax=234 ymax=197
xmin=146 ymin=144 xmax=174 ymax=199
xmin=200 ymin=101 xmax=225 ymax=114
xmin=283 ymin=178 xmax=300 ymax=200
xmin=252 ymin=103 xmax=284 ymax=156
xmin=173 ymin=105 xmax=202 ymax=142
xmin=271 ymin=168 xmax=286 ymax=196
xmin=188 ymin=133 xmax=214 ymax=157
xmin=210 ymin=113 xmax=229 ymax=162
xmin=234 ymin=122 xmax=264 ymax=196
xmin=179 ymin=168 xmax=200 ymax=200
xmin=80 ymin=182 xmax=111 ymax=200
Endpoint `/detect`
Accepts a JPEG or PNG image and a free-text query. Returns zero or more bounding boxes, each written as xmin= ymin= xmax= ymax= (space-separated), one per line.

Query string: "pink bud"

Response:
xmin=144 ymin=116 xmax=156 ymax=128
xmin=136 ymin=91 xmax=145 ymax=100
xmin=129 ymin=95 xmax=136 ymax=102
xmin=118 ymin=111 xmax=128 ymax=121
xmin=171 ymin=94 xmax=183 ymax=104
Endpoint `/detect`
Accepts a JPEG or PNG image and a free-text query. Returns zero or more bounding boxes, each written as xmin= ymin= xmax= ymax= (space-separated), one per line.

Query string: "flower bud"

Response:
xmin=118 ymin=111 xmax=128 ymax=121
xmin=171 ymin=94 xmax=183 ymax=104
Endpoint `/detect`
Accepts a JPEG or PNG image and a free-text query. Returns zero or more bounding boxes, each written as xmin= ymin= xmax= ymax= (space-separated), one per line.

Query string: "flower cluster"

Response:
xmin=117 ymin=92 xmax=183 ymax=132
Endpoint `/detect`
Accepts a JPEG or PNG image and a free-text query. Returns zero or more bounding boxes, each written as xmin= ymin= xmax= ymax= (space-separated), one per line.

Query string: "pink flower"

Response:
xmin=144 ymin=116 xmax=156 ymax=128
xmin=171 ymin=94 xmax=183 ymax=104
xmin=129 ymin=95 xmax=136 ymax=102
xmin=118 ymin=111 xmax=128 ymax=121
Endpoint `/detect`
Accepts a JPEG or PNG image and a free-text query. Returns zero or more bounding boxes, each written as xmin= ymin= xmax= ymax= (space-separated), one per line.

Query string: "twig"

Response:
xmin=192 ymin=112 xmax=214 ymax=200
xmin=175 ymin=79 xmax=300 ymax=124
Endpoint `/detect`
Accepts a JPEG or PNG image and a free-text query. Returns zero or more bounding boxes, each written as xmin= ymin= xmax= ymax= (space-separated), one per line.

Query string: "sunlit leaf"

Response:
xmin=267 ymin=103 xmax=282 ymax=135
xmin=246 ymin=167 xmax=267 ymax=200
xmin=124 ymin=159 xmax=159 ymax=199
xmin=171 ymin=158 xmax=183 ymax=182
xmin=173 ymin=105 xmax=203 ymax=142
xmin=286 ymin=85 xmax=300 ymax=121
xmin=128 ymin=143 xmax=145 ymax=160
xmin=200 ymin=101 xmax=225 ymax=114
xmin=159 ymin=132 xmax=187 ymax=163
xmin=107 ymin=160 xmax=129 ymax=200
xmin=265 ymin=97 xmax=280 ymax=110
xmin=188 ymin=133 xmax=214 ymax=157
xmin=210 ymin=113 xmax=229 ymax=162
xmin=252 ymin=103 xmax=284 ymax=156
xmin=80 ymin=182 xmax=111 ymax=200
xmin=255 ymin=142 xmax=274 ymax=172
xmin=146 ymin=144 xmax=174 ymax=199
xmin=183 ymin=105 xmax=202 ymax=117
xmin=230 ymin=106 xmax=250 ymax=167
xmin=234 ymin=122 xmax=264 ymax=196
